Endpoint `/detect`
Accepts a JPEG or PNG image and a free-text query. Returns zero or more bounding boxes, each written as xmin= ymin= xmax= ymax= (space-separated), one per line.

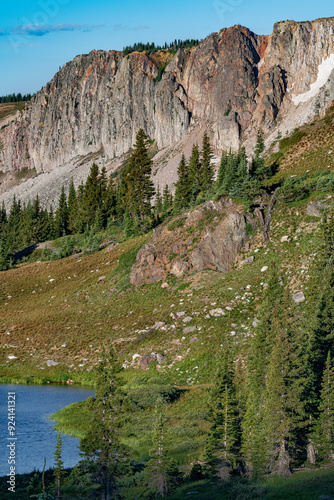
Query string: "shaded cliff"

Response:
xmin=1 ymin=17 xmax=334 ymax=175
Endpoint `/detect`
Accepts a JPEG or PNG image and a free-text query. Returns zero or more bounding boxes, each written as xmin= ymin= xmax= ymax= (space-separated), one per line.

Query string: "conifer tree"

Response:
xmin=146 ymin=398 xmax=171 ymax=498
xmin=247 ymin=263 xmax=285 ymax=395
xmin=173 ymin=154 xmax=191 ymax=212
xmin=6 ymin=197 xmax=22 ymax=253
xmin=154 ymin=185 xmax=163 ymax=217
xmin=188 ymin=144 xmax=201 ymax=200
xmin=48 ymin=206 xmax=57 ymax=240
xmin=201 ymin=132 xmax=214 ymax=193
xmin=55 ymin=186 xmax=68 ymax=237
xmin=206 ymin=340 xmax=240 ymax=478
xmin=262 ymin=308 xmax=305 ymax=476
xmin=217 ymin=151 xmax=228 ymax=188
xmin=103 ymin=174 xmax=116 ymax=225
xmin=314 ymin=351 xmax=334 ymax=462
xmin=242 ymin=264 xmax=286 ymax=474
xmin=123 ymin=129 xmax=155 ymax=222
xmin=162 ymin=184 xmax=173 ymax=214
xmin=81 ymin=163 xmax=101 ymax=228
xmin=80 ymin=344 xmax=129 ymax=500
xmin=67 ymin=178 xmax=77 ymax=234
xmin=53 ymin=431 xmax=65 ymax=499
xmin=222 ymin=153 xmax=238 ymax=194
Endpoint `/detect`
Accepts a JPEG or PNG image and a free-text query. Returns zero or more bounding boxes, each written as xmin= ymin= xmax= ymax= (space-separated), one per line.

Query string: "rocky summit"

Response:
xmin=1 ymin=17 xmax=334 ymax=208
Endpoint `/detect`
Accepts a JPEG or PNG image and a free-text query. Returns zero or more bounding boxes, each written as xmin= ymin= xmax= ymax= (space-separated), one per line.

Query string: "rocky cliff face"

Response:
xmin=1 ymin=17 xmax=334 ymax=177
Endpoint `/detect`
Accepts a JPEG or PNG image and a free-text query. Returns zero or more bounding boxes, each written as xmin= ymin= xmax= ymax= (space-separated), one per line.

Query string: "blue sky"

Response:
xmin=1 ymin=0 xmax=333 ymax=96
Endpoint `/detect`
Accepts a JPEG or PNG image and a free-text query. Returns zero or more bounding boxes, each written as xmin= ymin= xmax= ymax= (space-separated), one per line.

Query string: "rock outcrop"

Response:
xmin=130 ymin=201 xmax=249 ymax=286
xmin=189 ymin=212 xmax=247 ymax=272
xmin=2 ymin=17 xmax=334 ymax=179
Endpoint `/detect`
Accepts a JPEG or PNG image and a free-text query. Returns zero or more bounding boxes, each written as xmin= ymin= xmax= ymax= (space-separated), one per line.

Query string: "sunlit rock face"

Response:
xmin=1 ymin=17 xmax=334 ymax=174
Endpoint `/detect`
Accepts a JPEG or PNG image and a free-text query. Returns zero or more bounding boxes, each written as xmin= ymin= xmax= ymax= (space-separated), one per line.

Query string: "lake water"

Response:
xmin=0 ymin=383 xmax=95 ymax=476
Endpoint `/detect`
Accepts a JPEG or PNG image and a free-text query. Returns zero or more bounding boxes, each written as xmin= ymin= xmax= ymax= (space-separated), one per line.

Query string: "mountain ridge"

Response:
xmin=1 ymin=17 xmax=334 ymax=208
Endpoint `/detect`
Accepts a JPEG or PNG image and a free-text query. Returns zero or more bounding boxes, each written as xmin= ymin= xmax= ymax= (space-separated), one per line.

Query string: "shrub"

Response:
xmin=280 ymin=177 xmax=309 ymax=202
xmin=127 ymin=385 xmax=181 ymax=409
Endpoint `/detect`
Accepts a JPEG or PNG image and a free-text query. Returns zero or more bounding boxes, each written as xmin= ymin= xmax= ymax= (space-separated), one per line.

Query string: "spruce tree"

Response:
xmin=53 ymin=431 xmax=65 ymax=499
xmin=80 ymin=344 xmax=129 ymax=500
xmin=81 ymin=163 xmax=101 ymax=228
xmin=103 ymin=174 xmax=116 ymax=226
xmin=201 ymin=132 xmax=214 ymax=193
xmin=123 ymin=129 xmax=155 ymax=223
xmin=188 ymin=144 xmax=201 ymax=200
xmin=173 ymin=154 xmax=191 ymax=213
xmin=154 ymin=185 xmax=163 ymax=217
xmin=313 ymin=351 xmax=334 ymax=462
xmin=55 ymin=186 xmax=68 ymax=237
xmin=146 ymin=398 xmax=171 ymax=498
xmin=162 ymin=184 xmax=173 ymax=214
xmin=222 ymin=153 xmax=238 ymax=194
xmin=262 ymin=308 xmax=305 ymax=476
xmin=217 ymin=150 xmax=228 ymax=188
xmin=206 ymin=340 xmax=240 ymax=478
xmin=67 ymin=178 xmax=77 ymax=234
xmin=242 ymin=264 xmax=286 ymax=475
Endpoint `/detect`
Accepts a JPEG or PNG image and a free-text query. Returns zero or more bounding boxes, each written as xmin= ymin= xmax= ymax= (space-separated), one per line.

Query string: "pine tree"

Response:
xmin=146 ymin=398 xmax=171 ymax=498
xmin=188 ymin=144 xmax=201 ymax=200
xmin=247 ymin=263 xmax=285 ymax=395
xmin=80 ymin=344 xmax=129 ymax=500
xmin=67 ymin=178 xmax=77 ymax=234
xmin=123 ymin=129 xmax=155 ymax=222
xmin=262 ymin=308 xmax=305 ymax=476
xmin=201 ymin=132 xmax=214 ymax=193
xmin=314 ymin=351 xmax=334 ymax=462
xmin=242 ymin=264 xmax=286 ymax=475
xmin=55 ymin=186 xmax=68 ymax=237
xmin=53 ymin=431 xmax=65 ymax=499
xmin=103 ymin=174 xmax=116 ymax=226
xmin=173 ymin=154 xmax=191 ymax=213
xmin=162 ymin=184 xmax=173 ymax=214
xmin=217 ymin=150 xmax=228 ymax=188
xmin=80 ymin=163 xmax=101 ymax=229
xmin=249 ymin=130 xmax=272 ymax=181
xmin=154 ymin=185 xmax=163 ymax=217
xmin=222 ymin=153 xmax=238 ymax=194
xmin=254 ymin=129 xmax=265 ymax=159
xmin=206 ymin=340 xmax=240 ymax=478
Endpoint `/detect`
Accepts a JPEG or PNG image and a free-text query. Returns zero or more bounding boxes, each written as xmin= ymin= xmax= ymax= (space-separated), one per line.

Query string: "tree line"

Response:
xmin=123 ymin=38 xmax=200 ymax=56
xmin=0 ymin=129 xmax=274 ymax=269
xmin=0 ymin=93 xmax=33 ymax=103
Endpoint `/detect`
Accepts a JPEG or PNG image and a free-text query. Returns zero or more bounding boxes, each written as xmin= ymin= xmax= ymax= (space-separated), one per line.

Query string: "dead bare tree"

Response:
xmin=254 ymin=189 xmax=277 ymax=241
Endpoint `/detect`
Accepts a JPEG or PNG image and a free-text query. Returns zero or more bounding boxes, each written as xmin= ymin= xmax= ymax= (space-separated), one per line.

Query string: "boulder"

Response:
xmin=261 ymin=266 xmax=268 ymax=272
xmin=189 ymin=336 xmax=200 ymax=343
xmin=156 ymin=353 xmax=167 ymax=364
xmin=292 ymin=291 xmax=305 ymax=303
xmin=170 ymin=259 xmax=189 ymax=278
xmin=183 ymin=326 xmax=197 ymax=333
xmin=130 ymin=265 xmax=164 ymax=286
xmin=46 ymin=359 xmax=59 ymax=366
xmin=139 ymin=354 xmax=156 ymax=370
xmin=239 ymin=256 xmax=254 ymax=266
xmin=209 ymin=308 xmax=225 ymax=317
xmin=189 ymin=212 xmax=247 ymax=272
xmin=185 ymin=208 xmax=206 ymax=226
xmin=153 ymin=321 xmax=166 ymax=330
xmin=307 ymin=202 xmax=326 ymax=218
xmin=280 ymin=236 xmax=290 ymax=242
